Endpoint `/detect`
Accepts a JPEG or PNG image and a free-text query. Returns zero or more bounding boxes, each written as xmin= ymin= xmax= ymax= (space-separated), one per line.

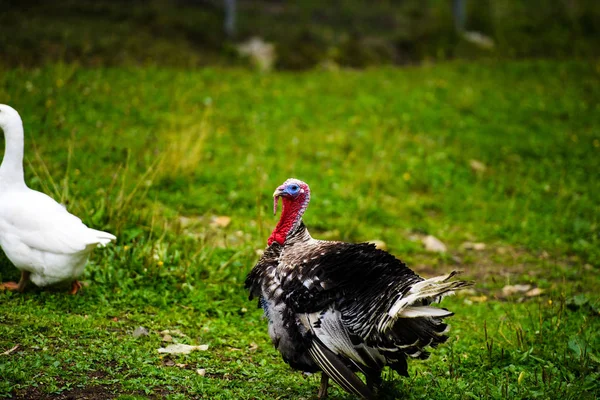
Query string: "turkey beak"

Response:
xmin=273 ymin=186 xmax=287 ymax=215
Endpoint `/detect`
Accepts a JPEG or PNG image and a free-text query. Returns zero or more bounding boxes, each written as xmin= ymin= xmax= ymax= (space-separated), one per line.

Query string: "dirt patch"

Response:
xmin=11 ymin=385 xmax=121 ymax=400
xmin=408 ymin=245 xmax=576 ymax=284
xmin=10 ymin=385 xmax=183 ymax=400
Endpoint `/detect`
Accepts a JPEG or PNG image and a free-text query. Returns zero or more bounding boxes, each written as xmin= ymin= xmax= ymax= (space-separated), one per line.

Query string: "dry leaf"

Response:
xmin=157 ymin=344 xmax=209 ymax=355
xmin=211 ymin=216 xmax=231 ymax=228
xmin=502 ymin=284 xmax=532 ymax=297
xmin=197 ymin=368 xmax=206 ymax=376
xmin=162 ymin=334 xmax=173 ymax=342
xmin=132 ymin=326 xmax=149 ymax=338
xmin=461 ymin=242 xmax=486 ymax=251
xmin=469 ymin=159 xmax=487 ymax=173
xmin=525 ymin=288 xmax=544 ymax=297
xmin=422 ymin=235 xmax=447 ymax=253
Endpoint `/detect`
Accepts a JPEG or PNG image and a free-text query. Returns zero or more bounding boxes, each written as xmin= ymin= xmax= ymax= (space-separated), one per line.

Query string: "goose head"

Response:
xmin=0 ymin=104 xmax=23 ymax=133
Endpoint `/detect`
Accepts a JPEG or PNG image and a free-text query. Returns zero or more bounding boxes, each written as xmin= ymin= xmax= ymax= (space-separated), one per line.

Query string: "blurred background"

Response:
xmin=1 ymin=0 xmax=599 ymax=70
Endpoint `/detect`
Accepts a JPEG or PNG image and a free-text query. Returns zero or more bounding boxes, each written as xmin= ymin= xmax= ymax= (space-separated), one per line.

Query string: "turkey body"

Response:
xmin=247 ymin=223 xmax=469 ymax=398
xmin=246 ymin=178 xmax=471 ymax=399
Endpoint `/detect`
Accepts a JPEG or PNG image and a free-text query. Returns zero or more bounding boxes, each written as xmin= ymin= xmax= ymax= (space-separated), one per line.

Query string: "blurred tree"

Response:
xmin=224 ymin=0 xmax=236 ymax=37
xmin=452 ymin=0 xmax=466 ymax=32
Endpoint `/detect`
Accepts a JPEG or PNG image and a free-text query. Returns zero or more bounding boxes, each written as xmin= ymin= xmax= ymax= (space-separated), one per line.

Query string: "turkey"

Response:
xmin=246 ymin=178 xmax=472 ymax=399
xmin=0 ymin=104 xmax=116 ymax=294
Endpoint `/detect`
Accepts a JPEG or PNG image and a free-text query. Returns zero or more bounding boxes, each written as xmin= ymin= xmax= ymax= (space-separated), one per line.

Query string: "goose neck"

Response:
xmin=0 ymin=119 xmax=26 ymax=188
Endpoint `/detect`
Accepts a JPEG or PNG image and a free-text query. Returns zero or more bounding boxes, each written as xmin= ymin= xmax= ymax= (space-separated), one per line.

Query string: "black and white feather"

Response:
xmin=246 ymin=179 xmax=472 ymax=399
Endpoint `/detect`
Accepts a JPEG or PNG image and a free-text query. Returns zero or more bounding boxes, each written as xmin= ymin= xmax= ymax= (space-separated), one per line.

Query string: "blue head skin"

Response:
xmin=268 ymin=178 xmax=311 ymax=245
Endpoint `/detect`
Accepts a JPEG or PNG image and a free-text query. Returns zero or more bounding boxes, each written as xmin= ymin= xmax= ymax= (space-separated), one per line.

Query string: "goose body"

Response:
xmin=0 ymin=104 xmax=115 ymax=291
xmin=246 ymin=178 xmax=471 ymax=399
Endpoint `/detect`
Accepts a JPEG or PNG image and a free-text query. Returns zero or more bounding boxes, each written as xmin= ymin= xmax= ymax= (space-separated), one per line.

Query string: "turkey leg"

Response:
xmin=318 ymin=373 xmax=329 ymax=399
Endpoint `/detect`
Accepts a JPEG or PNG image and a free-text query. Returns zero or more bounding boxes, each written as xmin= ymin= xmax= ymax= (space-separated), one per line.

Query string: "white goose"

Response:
xmin=0 ymin=104 xmax=116 ymax=294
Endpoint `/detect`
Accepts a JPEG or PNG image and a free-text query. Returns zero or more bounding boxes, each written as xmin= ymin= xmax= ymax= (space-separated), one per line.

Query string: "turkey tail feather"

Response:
xmin=308 ymin=340 xmax=374 ymax=400
xmin=378 ymin=271 xmax=472 ymax=333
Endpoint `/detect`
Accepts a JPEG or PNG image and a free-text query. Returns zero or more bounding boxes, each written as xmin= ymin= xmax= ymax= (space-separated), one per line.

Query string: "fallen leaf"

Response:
xmin=469 ymin=159 xmax=487 ymax=173
xmin=211 ymin=216 xmax=231 ymax=228
xmin=157 ymin=344 xmax=209 ymax=355
xmin=176 ymin=363 xmax=187 ymax=368
xmin=249 ymin=342 xmax=259 ymax=351
xmin=197 ymin=368 xmax=206 ymax=376
xmin=461 ymin=242 xmax=486 ymax=251
xmin=132 ymin=326 xmax=149 ymax=338
xmin=525 ymin=288 xmax=544 ymax=297
xmin=162 ymin=334 xmax=173 ymax=342
xmin=502 ymin=284 xmax=532 ymax=297
xmin=422 ymin=235 xmax=447 ymax=253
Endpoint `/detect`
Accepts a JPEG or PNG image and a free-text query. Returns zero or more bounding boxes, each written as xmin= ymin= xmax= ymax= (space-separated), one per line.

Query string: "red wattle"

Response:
xmin=268 ymin=196 xmax=304 ymax=246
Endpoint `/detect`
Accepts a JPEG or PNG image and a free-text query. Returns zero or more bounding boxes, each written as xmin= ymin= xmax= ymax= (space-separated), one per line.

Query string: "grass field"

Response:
xmin=0 ymin=60 xmax=599 ymax=399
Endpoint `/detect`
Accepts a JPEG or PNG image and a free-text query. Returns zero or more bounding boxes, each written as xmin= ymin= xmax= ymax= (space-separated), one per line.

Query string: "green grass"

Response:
xmin=0 ymin=60 xmax=599 ymax=399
